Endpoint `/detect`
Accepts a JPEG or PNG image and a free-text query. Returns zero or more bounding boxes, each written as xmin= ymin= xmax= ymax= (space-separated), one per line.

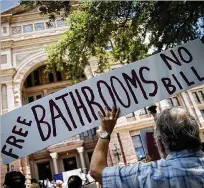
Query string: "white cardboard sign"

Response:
xmin=1 ymin=39 xmax=204 ymax=164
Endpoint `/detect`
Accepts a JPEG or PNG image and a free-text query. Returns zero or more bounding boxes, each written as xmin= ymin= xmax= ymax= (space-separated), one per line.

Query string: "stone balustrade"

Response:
xmin=47 ymin=135 xmax=81 ymax=149
xmin=34 ymin=135 xmax=81 ymax=154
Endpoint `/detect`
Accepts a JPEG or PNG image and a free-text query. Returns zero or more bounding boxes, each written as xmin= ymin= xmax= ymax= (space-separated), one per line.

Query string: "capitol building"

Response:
xmin=1 ymin=4 xmax=204 ymax=186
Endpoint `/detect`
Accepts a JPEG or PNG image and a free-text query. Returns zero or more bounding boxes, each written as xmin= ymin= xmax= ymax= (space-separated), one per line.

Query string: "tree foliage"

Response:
xmin=21 ymin=1 xmax=204 ymax=82
xmin=20 ymin=1 xmax=71 ymax=19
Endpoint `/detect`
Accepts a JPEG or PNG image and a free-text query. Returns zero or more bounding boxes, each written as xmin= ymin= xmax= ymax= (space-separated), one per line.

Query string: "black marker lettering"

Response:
xmin=172 ymin=74 xmax=183 ymax=89
xmin=1 ymin=145 xmax=19 ymax=159
xmin=122 ymin=69 xmax=148 ymax=102
xmin=12 ymin=126 xmax=28 ymax=137
xmin=191 ymin=66 xmax=204 ymax=81
xmin=180 ymin=71 xmax=195 ymax=86
xmin=49 ymin=99 xmax=72 ymax=133
xmin=6 ymin=136 xmax=24 ymax=149
xmin=31 ymin=105 xmax=51 ymax=141
xmin=161 ymin=77 xmax=176 ymax=95
xmin=178 ymin=47 xmax=193 ymax=63
xmin=139 ymin=66 xmax=158 ymax=97
xmin=110 ymin=76 xmax=130 ymax=108
xmin=81 ymin=86 xmax=105 ymax=120
xmin=17 ymin=116 xmax=32 ymax=126
xmin=56 ymin=93 xmax=77 ymax=129
xmin=160 ymin=50 xmax=181 ymax=70
xmin=69 ymin=89 xmax=91 ymax=126
xmin=97 ymin=80 xmax=116 ymax=110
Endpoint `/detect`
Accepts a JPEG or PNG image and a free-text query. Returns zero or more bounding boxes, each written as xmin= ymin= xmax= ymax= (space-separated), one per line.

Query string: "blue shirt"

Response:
xmin=102 ymin=150 xmax=204 ymax=188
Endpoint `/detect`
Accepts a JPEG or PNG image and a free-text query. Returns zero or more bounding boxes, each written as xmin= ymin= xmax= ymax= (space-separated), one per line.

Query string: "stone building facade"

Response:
xmin=1 ymin=4 xmax=204 ymax=187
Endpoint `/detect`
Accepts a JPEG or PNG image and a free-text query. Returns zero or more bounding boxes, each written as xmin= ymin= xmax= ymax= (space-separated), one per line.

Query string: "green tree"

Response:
xmin=21 ymin=1 xmax=204 ymax=82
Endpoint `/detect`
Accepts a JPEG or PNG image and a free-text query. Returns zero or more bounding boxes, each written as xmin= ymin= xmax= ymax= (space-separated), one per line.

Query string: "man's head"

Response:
xmin=68 ymin=175 xmax=82 ymax=188
xmin=155 ymin=107 xmax=201 ymax=157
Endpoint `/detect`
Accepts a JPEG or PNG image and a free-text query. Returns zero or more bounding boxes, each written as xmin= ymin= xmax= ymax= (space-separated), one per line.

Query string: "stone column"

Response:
xmin=6 ymin=82 xmax=15 ymax=111
xmin=77 ymin=147 xmax=87 ymax=173
xmin=21 ymin=157 xmax=31 ymax=184
xmin=29 ymin=158 xmax=36 ymax=179
xmin=43 ymin=89 xmax=48 ymax=96
xmin=13 ymin=82 xmax=22 ymax=108
xmin=180 ymin=92 xmax=195 ymax=116
xmin=187 ymin=91 xmax=204 ymax=125
xmin=50 ymin=152 xmax=59 ymax=175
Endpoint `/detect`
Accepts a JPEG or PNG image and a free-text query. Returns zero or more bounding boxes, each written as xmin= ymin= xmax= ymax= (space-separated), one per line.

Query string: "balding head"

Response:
xmin=155 ymin=107 xmax=201 ymax=153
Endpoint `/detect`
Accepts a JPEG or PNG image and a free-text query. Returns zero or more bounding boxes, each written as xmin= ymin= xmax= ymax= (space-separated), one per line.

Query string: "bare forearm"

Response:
xmin=90 ymin=106 xmax=120 ymax=183
xmin=90 ymin=138 xmax=109 ymax=183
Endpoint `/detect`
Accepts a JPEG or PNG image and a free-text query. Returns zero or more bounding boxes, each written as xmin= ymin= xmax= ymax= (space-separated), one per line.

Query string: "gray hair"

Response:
xmin=155 ymin=107 xmax=201 ymax=153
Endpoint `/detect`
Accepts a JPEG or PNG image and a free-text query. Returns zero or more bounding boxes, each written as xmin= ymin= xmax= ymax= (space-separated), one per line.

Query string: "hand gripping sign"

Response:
xmin=1 ymin=39 xmax=204 ymax=164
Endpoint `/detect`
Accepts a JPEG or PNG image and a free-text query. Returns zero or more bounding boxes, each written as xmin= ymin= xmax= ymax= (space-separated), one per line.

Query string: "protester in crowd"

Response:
xmin=38 ymin=181 xmax=44 ymax=188
xmin=90 ymin=106 xmax=204 ymax=188
xmin=79 ymin=170 xmax=90 ymax=185
xmin=44 ymin=178 xmax=52 ymax=188
xmin=86 ymin=172 xmax=95 ymax=184
xmin=3 ymin=170 xmax=26 ymax=188
xmin=30 ymin=183 xmax=40 ymax=188
xmin=67 ymin=175 xmax=82 ymax=188
xmin=29 ymin=179 xmax=40 ymax=188
xmin=56 ymin=180 xmax=63 ymax=188
xmin=31 ymin=179 xmax=38 ymax=184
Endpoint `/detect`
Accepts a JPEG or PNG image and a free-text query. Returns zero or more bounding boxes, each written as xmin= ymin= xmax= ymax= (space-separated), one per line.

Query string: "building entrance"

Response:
xmin=37 ymin=161 xmax=52 ymax=181
xmin=63 ymin=157 xmax=77 ymax=171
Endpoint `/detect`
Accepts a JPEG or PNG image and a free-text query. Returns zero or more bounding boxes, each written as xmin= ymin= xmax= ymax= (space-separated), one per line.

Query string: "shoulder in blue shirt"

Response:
xmin=102 ymin=150 xmax=204 ymax=188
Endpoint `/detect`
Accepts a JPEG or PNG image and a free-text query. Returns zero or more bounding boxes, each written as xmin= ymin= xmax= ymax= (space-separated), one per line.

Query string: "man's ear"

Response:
xmin=157 ymin=139 xmax=167 ymax=159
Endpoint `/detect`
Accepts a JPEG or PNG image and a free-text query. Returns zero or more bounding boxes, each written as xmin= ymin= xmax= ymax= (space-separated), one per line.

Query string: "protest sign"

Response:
xmin=1 ymin=39 xmax=204 ymax=164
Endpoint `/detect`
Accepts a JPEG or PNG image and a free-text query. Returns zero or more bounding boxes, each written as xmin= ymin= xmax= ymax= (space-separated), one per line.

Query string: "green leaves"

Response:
xmin=22 ymin=1 xmax=204 ymax=82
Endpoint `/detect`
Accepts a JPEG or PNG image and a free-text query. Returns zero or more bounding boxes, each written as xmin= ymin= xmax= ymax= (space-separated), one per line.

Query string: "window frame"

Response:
xmin=167 ymin=97 xmax=180 ymax=107
xmin=139 ymin=108 xmax=147 ymax=116
xmin=27 ymin=93 xmax=43 ymax=104
xmin=35 ymin=23 xmax=45 ymax=31
xmin=83 ymin=131 xmax=89 ymax=137
xmin=131 ymin=135 xmax=146 ymax=161
xmin=201 ymin=109 xmax=204 ymax=117
xmin=192 ymin=92 xmax=201 ymax=104
xmin=198 ymin=91 xmax=204 ymax=102
xmin=23 ymin=24 xmax=34 ymax=33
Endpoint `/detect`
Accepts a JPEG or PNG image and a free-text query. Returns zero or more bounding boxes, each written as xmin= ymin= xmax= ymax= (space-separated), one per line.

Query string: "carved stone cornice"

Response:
xmin=188 ymin=84 xmax=204 ymax=91
xmin=1 ymin=5 xmax=47 ymax=24
xmin=1 ymin=5 xmax=28 ymax=16
xmin=48 ymin=141 xmax=83 ymax=153
xmin=0 ymin=68 xmax=16 ymax=77
xmin=114 ymin=118 xmax=155 ymax=133
xmin=1 ymin=35 xmax=60 ymax=49
xmin=1 ymin=40 xmax=13 ymax=49
xmin=1 ymin=14 xmax=12 ymax=23
xmin=11 ymin=12 xmax=49 ymax=23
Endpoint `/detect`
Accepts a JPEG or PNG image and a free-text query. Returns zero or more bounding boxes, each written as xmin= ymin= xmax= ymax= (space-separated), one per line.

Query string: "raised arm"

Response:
xmin=89 ymin=106 xmax=120 ymax=184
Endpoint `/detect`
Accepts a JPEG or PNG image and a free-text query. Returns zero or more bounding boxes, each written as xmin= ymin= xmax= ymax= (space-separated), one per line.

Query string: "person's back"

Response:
xmin=104 ymin=150 xmax=204 ymax=188
xmin=90 ymin=106 xmax=204 ymax=188
xmin=3 ymin=171 xmax=25 ymax=188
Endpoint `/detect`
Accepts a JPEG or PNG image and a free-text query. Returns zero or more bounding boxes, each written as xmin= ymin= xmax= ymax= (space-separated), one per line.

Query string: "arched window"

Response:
xmin=1 ymin=84 xmax=8 ymax=109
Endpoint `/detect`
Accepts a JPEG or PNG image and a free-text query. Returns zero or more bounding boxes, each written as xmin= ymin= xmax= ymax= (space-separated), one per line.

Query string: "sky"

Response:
xmin=1 ymin=0 xmax=19 ymax=12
